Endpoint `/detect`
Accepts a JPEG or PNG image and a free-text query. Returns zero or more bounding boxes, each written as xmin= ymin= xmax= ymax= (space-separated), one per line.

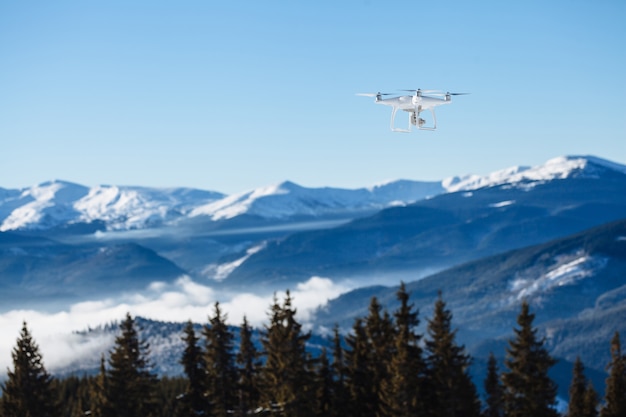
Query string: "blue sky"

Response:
xmin=1 ymin=1 xmax=625 ymax=194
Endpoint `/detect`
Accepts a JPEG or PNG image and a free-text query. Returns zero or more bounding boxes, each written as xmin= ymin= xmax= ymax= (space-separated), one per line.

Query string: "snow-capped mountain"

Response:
xmin=189 ymin=180 xmax=445 ymax=220
xmin=442 ymin=155 xmax=626 ymax=192
xmin=3 ymin=155 xmax=621 ymax=233
xmin=191 ymin=155 xmax=625 ymax=220
xmin=0 ymin=181 xmax=225 ymax=232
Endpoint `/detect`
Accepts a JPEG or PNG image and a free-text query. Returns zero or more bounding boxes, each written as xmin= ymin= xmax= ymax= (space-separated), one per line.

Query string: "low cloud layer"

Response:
xmin=0 ymin=276 xmax=349 ymax=376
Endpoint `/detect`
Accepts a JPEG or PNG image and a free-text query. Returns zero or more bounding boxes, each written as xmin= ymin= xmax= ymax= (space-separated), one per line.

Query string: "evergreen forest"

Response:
xmin=1 ymin=285 xmax=625 ymax=417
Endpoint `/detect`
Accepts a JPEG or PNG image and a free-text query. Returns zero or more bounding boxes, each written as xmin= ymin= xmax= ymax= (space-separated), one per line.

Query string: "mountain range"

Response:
xmin=1 ymin=154 xmax=625 ymax=394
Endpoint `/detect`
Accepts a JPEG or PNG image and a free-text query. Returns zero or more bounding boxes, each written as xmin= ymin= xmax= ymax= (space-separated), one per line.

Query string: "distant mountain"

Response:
xmin=222 ymin=155 xmax=626 ymax=288
xmin=4 ymin=155 xmax=622 ymax=234
xmin=1 ymin=155 xmax=625 ymax=309
xmin=0 ymin=180 xmax=225 ymax=232
xmin=189 ymin=180 xmax=445 ymax=220
xmin=0 ymin=232 xmax=186 ymax=310
xmin=0 ymin=178 xmax=453 ymax=234
xmin=312 ymin=218 xmax=626 ymax=374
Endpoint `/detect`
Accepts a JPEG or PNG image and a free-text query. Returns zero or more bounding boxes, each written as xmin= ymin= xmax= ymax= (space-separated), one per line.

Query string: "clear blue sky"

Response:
xmin=1 ymin=1 xmax=625 ymax=194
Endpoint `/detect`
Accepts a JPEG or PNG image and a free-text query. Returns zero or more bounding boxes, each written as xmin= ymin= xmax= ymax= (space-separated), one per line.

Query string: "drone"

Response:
xmin=357 ymin=89 xmax=468 ymax=132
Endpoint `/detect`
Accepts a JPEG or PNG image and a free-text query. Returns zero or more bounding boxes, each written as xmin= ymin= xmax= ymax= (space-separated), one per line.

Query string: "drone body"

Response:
xmin=357 ymin=89 xmax=467 ymax=132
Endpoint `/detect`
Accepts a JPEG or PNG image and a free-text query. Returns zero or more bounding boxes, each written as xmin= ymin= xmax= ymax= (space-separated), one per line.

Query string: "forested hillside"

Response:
xmin=2 ymin=289 xmax=625 ymax=417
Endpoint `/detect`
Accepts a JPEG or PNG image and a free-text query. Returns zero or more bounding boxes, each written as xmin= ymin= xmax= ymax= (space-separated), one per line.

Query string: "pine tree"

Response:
xmin=260 ymin=291 xmax=315 ymax=417
xmin=568 ymin=357 xmax=591 ymax=417
xmin=87 ymin=355 xmax=107 ymax=417
xmin=344 ymin=318 xmax=376 ymax=417
xmin=203 ymin=302 xmax=238 ymax=416
xmin=363 ymin=296 xmax=395 ymax=417
xmin=54 ymin=375 xmax=91 ymax=417
xmin=600 ymin=332 xmax=626 ymax=417
xmin=583 ymin=382 xmax=599 ymax=417
xmin=379 ymin=282 xmax=425 ymax=417
xmin=236 ymin=316 xmax=261 ymax=416
xmin=483 ymin=353 xmax=504 ymax=417
xmin=314 ymin=348 xmax=334 ymax=417
xmin=102 ymin=313 xmax=158 ymax=417
xmin=424 ymin=292 xmax=481 ymax=417
xmin=330 ymin=325 xmax=349 ymax=417
xmin=1 ymin=321 xmax=59 ymax=417
xmin=176 ymin=320 xmax=209 ymax=417
xmin=501 ymin=301 xmax=558 ymax=417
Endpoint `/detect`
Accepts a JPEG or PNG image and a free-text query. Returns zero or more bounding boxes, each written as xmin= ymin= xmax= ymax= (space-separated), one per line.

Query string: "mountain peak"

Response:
xmin=442 ymin=155 xmax=626 ymax=193
xmin=564 ymin=155 xmax=626 ymax=175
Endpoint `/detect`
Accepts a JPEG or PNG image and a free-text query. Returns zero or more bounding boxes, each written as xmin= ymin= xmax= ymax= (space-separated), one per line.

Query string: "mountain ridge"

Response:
xmin=2 ymin=155 xmax=623 ymax=233
xmin=220 ymin=158 xmax=626 ymax=287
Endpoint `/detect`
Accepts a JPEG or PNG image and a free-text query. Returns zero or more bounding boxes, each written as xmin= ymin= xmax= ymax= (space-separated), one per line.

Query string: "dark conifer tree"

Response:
xmin=314 ymin=348 xmax=334 ymax=417
xmin=344 ymin=318 xmax=377 ymax=417
xmin=600 ymin=332 xmax=626 ymax=417
xmin=501 ymin=301 xmax=558 ymax=417
xmin=331 ymin=325 xmax=349 ymax=417
xmin=54 ymin=375 xmax=91 ymax=417
xmin=583 ymin=382 xmax=599 ymax=417
xmin=364 ymin=296 xmax=395 ymax=417
xmin=483 ymin=352 xmax=504 ymax=417
xmin=1 ymin=321 xmax=59 ymax=417
xmin=177 ymin=320 xmax=209 ymax=417
xmin=568 ymin=356 xmax=597 ymax=417
xmin=87 ymin=355 xmax=107 ymax=417
xmin=379 ymin=282 xmax=425 ymax=417
xmin=203 ymin=302 xmax=238 ymax=416
xmin=260 ymin=291 xmax=315 ymax=417
xmin=236 ymin=316 xmax=261 ymax=416
xmin=102 ymin=313 xmax=158 ymax=417
xmin=424 ymin=292 xmax=480 ymax=417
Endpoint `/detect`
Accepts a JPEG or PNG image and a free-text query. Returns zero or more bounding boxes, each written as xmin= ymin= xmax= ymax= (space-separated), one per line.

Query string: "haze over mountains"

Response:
xmin=1 ymin=154 xmax=625 ymax=390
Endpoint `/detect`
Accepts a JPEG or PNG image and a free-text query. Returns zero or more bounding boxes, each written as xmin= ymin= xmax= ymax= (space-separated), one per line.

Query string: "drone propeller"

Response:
xmin=356 ymin=92 xmax=395 ymax=97
xmin=400 ymin=89 xmax=441 ymax=94
xmin=446 ymin=92 xmax=470 ymax=96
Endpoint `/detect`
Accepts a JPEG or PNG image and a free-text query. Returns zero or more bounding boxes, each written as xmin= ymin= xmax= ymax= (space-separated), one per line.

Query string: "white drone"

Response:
xmin=357 ymin=89 xmax=468 ymax=132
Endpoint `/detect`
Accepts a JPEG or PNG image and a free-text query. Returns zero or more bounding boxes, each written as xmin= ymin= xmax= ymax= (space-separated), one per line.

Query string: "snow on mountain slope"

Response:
xmin=509 ymin=250 xmax=609 ymax=302
xmin=189 ymin=180 xmax=444 ymax=220
xmin=0 ymin=181 xmax=225 ymax=232
xmin=2 ymin=155 xmax=624 ymax=231
xmin=442 ymin=155 xmax=625 ymax=192
xmin=190 ymin=155 xmax=626 ymax=221
xmin=73 ymin=185 xmax=224 ymax=230
xmin=0 ymin=181 xmax=90 ymax=231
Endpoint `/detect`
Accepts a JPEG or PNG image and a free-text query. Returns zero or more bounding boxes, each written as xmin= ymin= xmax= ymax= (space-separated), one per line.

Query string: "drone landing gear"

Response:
xmin=390 ymin=107 xmax=411 ymax=132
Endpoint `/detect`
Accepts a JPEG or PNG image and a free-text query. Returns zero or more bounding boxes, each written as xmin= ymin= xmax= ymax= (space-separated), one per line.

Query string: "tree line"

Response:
xmin=1 ymin=284 xmax=625 ymax=417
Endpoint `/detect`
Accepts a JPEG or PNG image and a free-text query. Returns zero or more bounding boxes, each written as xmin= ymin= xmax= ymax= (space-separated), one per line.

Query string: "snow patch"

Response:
xmin=510 ymin=251 xmax=608 ymax=300
xmin=205 ymin=243 xmax=267 ymax=281
xmin=489 ymin=200 xmax=515 ymax=208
